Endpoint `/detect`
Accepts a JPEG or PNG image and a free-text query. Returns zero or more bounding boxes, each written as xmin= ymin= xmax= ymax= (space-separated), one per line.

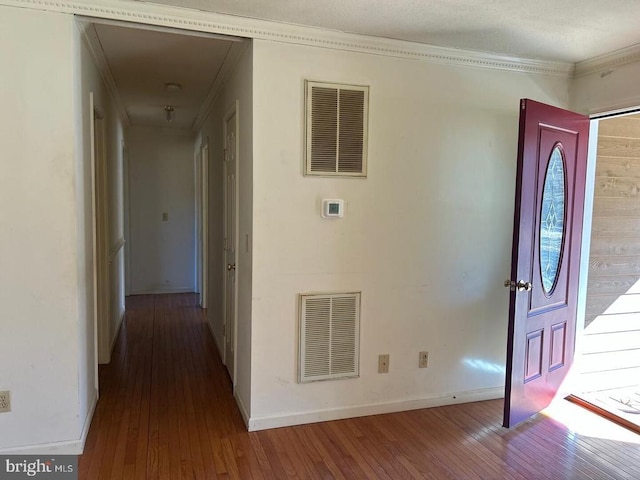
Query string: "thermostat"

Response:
xmin=322 ymin=199 xmax=344 ymax=218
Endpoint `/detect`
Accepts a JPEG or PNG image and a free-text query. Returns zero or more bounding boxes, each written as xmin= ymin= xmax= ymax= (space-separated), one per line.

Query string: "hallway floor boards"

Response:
xmin=79 ymin=294 xmax=640 ymax=479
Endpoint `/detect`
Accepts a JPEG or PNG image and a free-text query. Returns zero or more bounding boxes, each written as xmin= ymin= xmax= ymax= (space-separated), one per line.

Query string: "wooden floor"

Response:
xmin=79 ymin=294 xmax=640 ymax=479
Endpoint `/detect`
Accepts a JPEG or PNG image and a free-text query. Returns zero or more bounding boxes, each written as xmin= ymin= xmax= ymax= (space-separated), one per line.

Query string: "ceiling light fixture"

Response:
xmin=165 ymin=82 xmax=182 ymax=93
xmin=164 ymin=105 xmax=175 ymax=122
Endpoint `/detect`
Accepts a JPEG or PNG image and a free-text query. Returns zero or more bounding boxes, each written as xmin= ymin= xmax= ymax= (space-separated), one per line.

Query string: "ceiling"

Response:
xmin=93 ymin=22 xmax=236 ymax=129
xmin=92 ymin=1 xmax=640 ymax=129
xmin=143 ymin=0 xmax=640 ymax=63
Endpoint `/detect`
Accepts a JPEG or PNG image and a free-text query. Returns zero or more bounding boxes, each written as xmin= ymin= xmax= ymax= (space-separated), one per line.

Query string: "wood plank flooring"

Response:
xmin=79 ymin=294 xmax=640 ymax=479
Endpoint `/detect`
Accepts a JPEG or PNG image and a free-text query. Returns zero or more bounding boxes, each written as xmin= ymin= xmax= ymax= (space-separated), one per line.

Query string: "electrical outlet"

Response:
xmin=378 ymin=354 xmax=390 ymax=373
xmin=0 ymin=391 xmax=11 ymax=413
xmin=419 ymin=351 xmax=429 ymax=368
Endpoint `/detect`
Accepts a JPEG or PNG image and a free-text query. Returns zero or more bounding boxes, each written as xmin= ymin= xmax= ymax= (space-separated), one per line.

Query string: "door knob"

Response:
xmin=517 ymin=280 xmax=532 ymax=291
xmin=227 ymin=264 xmax=236 ymax=271
xmin=504 ymin=280 xmax=532 ymax=292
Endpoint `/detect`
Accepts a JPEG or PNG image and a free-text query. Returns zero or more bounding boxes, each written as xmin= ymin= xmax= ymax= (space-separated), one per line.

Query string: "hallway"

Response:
xmin=79 ymin=294 xmax=245 ymax=478
xmin=79 ymin=294 xmax=640 ymax=479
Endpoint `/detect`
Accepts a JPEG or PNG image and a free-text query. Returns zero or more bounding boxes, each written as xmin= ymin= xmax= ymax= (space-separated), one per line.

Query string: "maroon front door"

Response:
xmin=503 ymin=99 xmax=590 ymax=428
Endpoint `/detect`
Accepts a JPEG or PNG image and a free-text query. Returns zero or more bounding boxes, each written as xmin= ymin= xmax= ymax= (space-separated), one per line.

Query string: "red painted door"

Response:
xmin=503 ymin=99 xmax=590 ymax=428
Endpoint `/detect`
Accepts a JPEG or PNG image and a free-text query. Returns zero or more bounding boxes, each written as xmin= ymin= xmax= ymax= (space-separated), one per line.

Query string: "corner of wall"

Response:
xmin=0 ymin=5 xmax=83 ymax=451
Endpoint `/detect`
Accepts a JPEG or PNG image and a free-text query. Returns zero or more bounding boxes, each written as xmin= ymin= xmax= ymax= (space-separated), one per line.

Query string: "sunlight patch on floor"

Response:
xmin=541 ymin=397 xmax=640 ymax=444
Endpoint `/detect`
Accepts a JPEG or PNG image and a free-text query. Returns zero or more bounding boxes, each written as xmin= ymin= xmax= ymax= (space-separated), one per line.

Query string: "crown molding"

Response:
xmin=192 ymin=40 xmax=249 ymax=132
xmin=3 ymin=0 xmax=574 ymax=78
xmin=575 ymin=43 xmax=640 ymax=78
xmin=76 ymin=20 xmax=131 ymax=126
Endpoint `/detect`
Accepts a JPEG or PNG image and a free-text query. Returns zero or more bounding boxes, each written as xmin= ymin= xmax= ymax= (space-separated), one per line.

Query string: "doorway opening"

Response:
xmin=571 ymin=112 xmax=640 ymax=433
xmin=81 ymin=16 xmax=248 ymax=401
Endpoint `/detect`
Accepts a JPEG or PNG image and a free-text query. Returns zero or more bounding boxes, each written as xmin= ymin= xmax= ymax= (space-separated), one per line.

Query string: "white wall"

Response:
xmin=128 ymin=126 xmax=196 ymax=294
xmin=248 ymin=39 xmax=571 ymax=429
xmin=572 ymin=61 xmax=640 ymax=115
xmin=197 ymin=42 xmax=253 ymax=421
xmin=1 ymin=0 xmax=608 ymax=452
xmin=0 ymin=6 xmax=83 ymax=452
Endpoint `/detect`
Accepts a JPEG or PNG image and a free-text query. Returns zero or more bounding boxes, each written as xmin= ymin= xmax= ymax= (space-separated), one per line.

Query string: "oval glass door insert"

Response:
xmin=540 ymin=145 xmax=566 ymax=294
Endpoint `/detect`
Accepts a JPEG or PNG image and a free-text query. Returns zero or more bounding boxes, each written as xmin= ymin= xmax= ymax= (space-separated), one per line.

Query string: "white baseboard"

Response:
xmin=110 ymin=310 xmax=125 ymax=352
xmin=247 ymin=386 xmax=504 ymax=432
xmin=203 ymin=314 xmax=247 ymax=427
xmin=205 ymin=316 xmax=225 ymax=361
xmin=0 ymin=391 xmax=97 ymax=455
xmin=78 ymin=388 xmax=98 ymax=453
xmin=99 ymin=309 xmax=126 ymax=364
xmin=129 ymin=287 xmax=194 ymax=295
xmin=235 ymin=390 xmax=250 ymax=428
xmin=0 ymin=439 xmax=83 ymax=455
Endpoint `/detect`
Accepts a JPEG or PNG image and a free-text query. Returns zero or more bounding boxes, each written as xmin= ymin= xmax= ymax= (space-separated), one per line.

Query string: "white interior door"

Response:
xmin=223 ymin=109 xmax=238 ymax=382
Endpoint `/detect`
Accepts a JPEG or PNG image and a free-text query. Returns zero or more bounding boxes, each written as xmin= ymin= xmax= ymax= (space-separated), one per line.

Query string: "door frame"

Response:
xmin=90 ymin=93 xmax=111 ymax=373
xmin=223 ymin=101 xmax=239 ymax=384
xmin=194 ymin=148 xmax=202 ymax=297
xmin=123 ymin=139 xmax=131 ymax=297
xmin=576 ymin=111 xmax=640 ymax=344
xmin=195 ymin=138 xmax=209 ymax=309
xmin=574 ymin=109 xmax=640 ymax=388
xmin=577 ymin=105 xmax=640 ymax=334
xmin=575 ymin=120 xmax=600 ymax=342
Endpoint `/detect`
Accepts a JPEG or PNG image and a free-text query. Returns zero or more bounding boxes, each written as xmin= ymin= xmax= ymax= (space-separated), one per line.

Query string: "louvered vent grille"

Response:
xmin=299 ymin=293 xmax=361 ymax=383
xmin=303 ymin=297 xmax=331 ymax=378
xmin=338 ymin=89 xmax=365 ymax=173
xmin=306 ymin=81 xmax=368 ymax=177
xmin=310 ymin=88 xmax=338 ymax=173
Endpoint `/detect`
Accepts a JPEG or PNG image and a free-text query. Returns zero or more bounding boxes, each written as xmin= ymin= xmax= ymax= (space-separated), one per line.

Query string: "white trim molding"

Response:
xmin=2 ymin=0 xmax=573 ymax=77
xmin=110 ymin=310 xmax=125 ymax=353
xmin=193 ymin=40 xmax=249 ymax=131
xmin=0 ymin=439 xmax=84 ymax=455
xmin=0 ymin=390 xmax=97 ymax=455
xmin=575 ymin=43 xmax=640 ymax=78
xmin=78 ymin=388 xmax=98 ymax=454
xmin=247 ymin=386 xmax=503 ymax=432
xmin=77 ymin=20 xmax=131 ymax=126
xmin=235 ymin=390 xmax=250 ymax=428
xmin=206 ymin=314 xmax=225 ymax=362
xmin=129 ymin=287 xmax=194 ymax=295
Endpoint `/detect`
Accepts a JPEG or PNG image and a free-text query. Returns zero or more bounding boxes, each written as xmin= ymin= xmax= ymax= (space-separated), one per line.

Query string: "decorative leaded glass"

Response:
xmin=540 ymin=145 xmax=566 ymax=294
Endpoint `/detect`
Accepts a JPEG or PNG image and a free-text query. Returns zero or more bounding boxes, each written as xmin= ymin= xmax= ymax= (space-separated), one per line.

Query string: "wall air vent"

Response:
xmin=299 ymin=292 xmax=361 ymax=383
xmin=305 ymin=81 xmax=369 ymax=177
